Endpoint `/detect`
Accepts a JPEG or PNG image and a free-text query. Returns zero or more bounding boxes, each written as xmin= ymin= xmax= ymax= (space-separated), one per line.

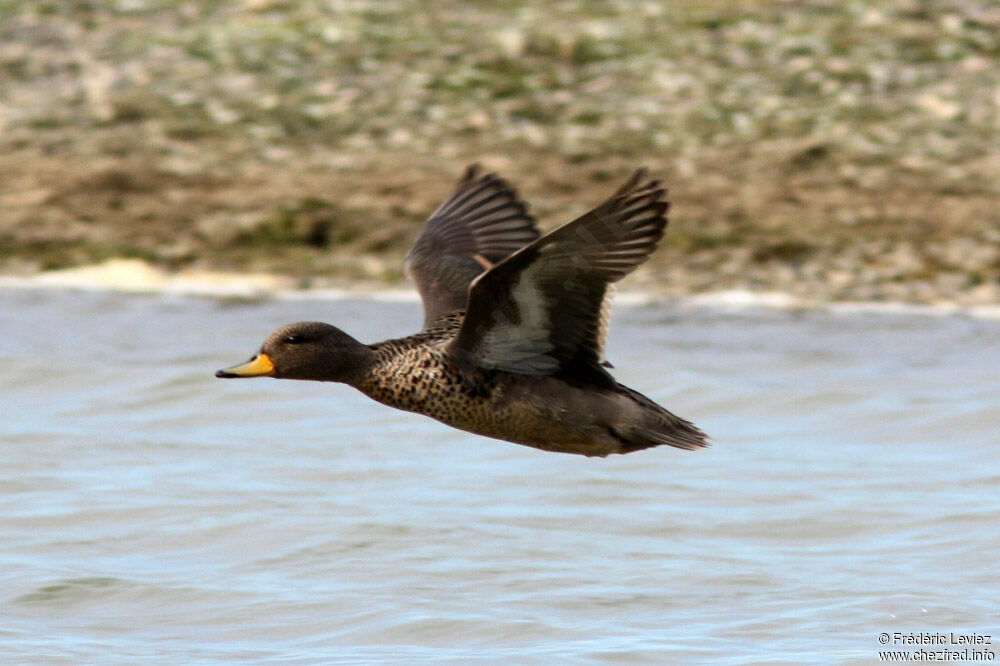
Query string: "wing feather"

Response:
xmin=448 ymin=169 xmax=669 ymax=383
xmin=405 ymin=165 xmax=539 ymax=328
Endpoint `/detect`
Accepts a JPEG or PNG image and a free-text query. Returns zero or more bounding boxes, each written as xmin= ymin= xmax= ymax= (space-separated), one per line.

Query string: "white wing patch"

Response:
xmin=470 ymin=259 xmax=559 ymax=373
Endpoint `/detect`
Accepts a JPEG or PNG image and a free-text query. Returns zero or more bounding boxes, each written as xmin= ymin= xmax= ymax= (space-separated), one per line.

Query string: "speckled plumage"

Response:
xmin=353 ymin=312 xmax=703 ymax=456
xmin=217 ymin=166 xmax=709 ymax=456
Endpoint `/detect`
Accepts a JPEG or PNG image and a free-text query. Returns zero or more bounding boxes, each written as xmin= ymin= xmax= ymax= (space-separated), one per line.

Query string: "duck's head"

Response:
xmin=215 ymin=322 xmax=374 ymax=384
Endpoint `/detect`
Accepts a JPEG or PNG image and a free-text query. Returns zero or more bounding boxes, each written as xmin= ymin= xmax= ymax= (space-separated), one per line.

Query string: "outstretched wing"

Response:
xmin=405 ymin=165 xmax=540 ymax=328
xmin=447 ymin=169 xmax=668 ymax=385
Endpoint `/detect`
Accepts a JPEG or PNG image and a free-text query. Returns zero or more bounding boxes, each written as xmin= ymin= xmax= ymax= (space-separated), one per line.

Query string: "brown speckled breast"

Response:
xmin=354 ymin=312 xmax=594 ymax=451
xmin=358 ymin=314 xmax=494 ymax=426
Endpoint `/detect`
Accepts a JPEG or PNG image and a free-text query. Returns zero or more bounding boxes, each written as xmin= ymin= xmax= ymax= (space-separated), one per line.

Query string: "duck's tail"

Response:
xmin=611 ymin=385 xmax=710 ymax=453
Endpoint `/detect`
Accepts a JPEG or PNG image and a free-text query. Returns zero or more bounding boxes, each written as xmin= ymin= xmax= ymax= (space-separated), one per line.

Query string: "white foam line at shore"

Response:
xmin=1 ymin=259 xmax=998 ymax=320
xmin=678 ymin=288 xmax=1000 ymax=319
xmin=0 ymin=259 xmax=294 ymax=298
xmin=276 ymin=287 xmax=418 ymax=303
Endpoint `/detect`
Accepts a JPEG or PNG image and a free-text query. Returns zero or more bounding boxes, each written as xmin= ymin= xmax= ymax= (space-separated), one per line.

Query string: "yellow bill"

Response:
xmin=215 ymin=353 xmax=276 ymax=378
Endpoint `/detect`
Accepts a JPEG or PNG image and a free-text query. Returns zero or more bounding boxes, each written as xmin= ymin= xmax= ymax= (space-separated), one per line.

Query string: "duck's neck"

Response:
xmin=284 ymin=341 xmax=377 ymax=386
xmin=328 ymin=344 xmax=378 ymax=386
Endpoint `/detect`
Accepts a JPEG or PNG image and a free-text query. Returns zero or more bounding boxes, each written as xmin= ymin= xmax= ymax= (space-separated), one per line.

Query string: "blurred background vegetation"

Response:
xmin=1 ymin=0 xmax=998 ymax=303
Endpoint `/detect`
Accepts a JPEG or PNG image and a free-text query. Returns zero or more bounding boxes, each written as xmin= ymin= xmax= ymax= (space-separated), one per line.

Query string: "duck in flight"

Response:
xmin=216 ymin=166 xmax=708 ymax=456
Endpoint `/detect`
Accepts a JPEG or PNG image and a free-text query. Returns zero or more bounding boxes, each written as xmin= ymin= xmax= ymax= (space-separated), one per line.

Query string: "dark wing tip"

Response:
xmin=612 ymin=167 xmax=668 ymax=211
xmin=460 ymin=163 xmax=482 ymax=184
xmin=604 ymin=170 xmax=670 ymax=257
xmin=613 ymin=167 xmax=658 ymax=197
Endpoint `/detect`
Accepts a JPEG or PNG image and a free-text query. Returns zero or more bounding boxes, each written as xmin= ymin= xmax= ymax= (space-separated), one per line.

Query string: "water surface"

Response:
xmin=1 ymin=289 xmax=998 ymax=664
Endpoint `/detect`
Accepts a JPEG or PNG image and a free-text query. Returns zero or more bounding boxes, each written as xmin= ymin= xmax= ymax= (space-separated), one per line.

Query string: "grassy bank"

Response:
xmin=1 ymin=0 xmax=998 ymax=303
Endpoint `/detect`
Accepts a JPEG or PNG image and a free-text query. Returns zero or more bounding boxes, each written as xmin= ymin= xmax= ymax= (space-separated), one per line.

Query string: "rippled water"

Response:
xmin=1 ymin=288 xmax=998 ymax=664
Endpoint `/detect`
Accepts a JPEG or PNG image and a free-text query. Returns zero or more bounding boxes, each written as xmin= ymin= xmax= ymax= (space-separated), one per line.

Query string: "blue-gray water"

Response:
xmin=2 ymin=288 xmax=998 ymax=665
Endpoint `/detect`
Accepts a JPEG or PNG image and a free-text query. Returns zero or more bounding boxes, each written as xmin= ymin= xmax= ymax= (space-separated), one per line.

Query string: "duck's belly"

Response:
xmin=358 ymin=361 xmax=621 ymax=456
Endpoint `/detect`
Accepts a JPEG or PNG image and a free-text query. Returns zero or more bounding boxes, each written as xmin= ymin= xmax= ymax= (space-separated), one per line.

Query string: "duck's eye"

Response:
xmin=285 ymin=334 xmax=306 ymax=344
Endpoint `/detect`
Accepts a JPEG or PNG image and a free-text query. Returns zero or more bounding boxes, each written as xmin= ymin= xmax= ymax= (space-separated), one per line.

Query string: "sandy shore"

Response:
xmin=2 ymin=2 xmax=998 ymax=306
xmin=5 ymin=257 xmax=999 ymax=322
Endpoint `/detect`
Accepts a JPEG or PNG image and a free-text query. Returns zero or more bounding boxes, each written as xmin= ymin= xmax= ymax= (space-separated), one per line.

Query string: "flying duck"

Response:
xmin=216 ymin=166 xmax=708 ymax=456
